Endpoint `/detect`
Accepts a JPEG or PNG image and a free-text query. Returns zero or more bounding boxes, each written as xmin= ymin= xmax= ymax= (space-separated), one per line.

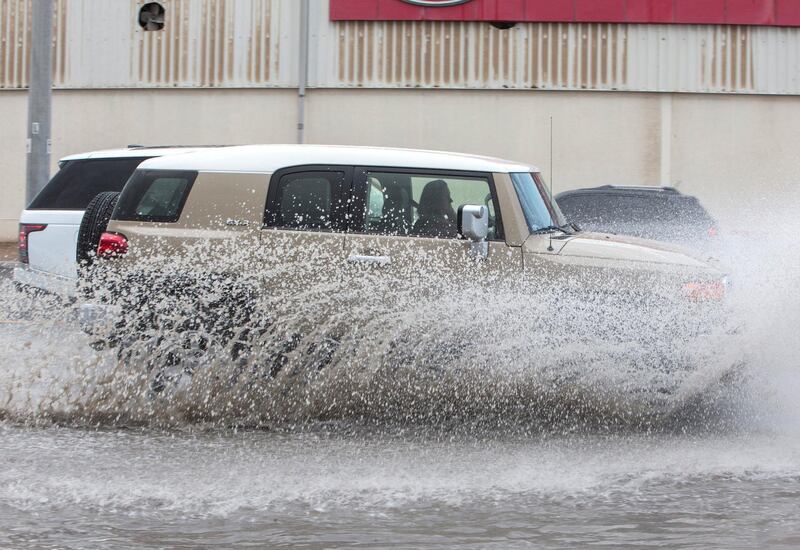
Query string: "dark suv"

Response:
xmin=555 ymin=186 xmax=718 ymax=250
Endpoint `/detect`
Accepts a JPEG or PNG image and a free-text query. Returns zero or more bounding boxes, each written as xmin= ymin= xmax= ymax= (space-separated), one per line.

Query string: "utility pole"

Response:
xmin=297 ymin=0 xmax=309 ymax=144
xmin=26 ymin=0 xmax=54 ymax=203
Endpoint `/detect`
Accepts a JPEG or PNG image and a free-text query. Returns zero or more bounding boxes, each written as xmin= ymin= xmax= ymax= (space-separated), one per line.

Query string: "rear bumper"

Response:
xmin=13 ymin=264 xmax=77 ymax=297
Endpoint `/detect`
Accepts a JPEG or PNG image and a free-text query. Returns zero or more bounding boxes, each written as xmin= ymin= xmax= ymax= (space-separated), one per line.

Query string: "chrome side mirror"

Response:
xmin=459 ymin=205 xmax=489 ymax=259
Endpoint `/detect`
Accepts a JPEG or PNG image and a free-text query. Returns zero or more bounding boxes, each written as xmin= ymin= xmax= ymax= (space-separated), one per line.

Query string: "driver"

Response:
xmin=412 ymin=179 xmax=457 ymax=238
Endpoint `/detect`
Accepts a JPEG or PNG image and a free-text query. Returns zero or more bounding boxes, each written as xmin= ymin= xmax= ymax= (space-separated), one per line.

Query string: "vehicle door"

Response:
xmin=260 ymin=165 xmax=352 ymax=291
xmin=344 ymin=167 xmax=522 ymax=287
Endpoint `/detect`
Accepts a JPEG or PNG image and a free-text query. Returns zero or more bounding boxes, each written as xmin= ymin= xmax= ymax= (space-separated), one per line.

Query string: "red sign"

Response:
xmin=330 ymin=0 xmax=800 ymax=27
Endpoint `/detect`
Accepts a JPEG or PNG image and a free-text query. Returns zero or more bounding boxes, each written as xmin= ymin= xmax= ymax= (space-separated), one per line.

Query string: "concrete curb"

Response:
xmin=0 ymin=242 xmax=17 ymax=263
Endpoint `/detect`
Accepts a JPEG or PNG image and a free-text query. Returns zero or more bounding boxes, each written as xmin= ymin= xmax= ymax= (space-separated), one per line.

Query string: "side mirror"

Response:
xmin=458 ymin=205 xmax=489 ymax=259
xmin=459 ymin=205 xmax=489 ymax=241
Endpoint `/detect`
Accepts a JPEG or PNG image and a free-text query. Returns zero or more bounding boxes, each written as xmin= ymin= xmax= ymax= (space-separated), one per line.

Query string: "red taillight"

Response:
xmin=682 ymin=280 xmax=726 ymax=302
xmin=708 ymin=226 xmax=719 ymax=238
xmin=18 ymin=223 xmax=47 ymax=264
xmin=97 ymin=232 xmax=128 ymax=258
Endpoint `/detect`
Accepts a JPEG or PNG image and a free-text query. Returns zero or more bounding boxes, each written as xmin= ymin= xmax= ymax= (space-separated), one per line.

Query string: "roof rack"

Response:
xmin=597 ymin=185 xmax=681 ymax=194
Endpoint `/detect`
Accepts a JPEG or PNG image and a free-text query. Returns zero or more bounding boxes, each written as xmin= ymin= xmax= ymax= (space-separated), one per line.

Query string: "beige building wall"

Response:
xmin=306 ymin=89 xmax=662 ymax=189
xmin=0 ymin=88 xmax=298 ymax=241
xmin=1 ymin=88 xmax=799 ymax=240
xmin=0 ymin=92 xmax=28 ymax=242
xmin=308 ymin=89 xmax=800 ymax=223
xmin=670 ymin=94 xmax=800 ymax=221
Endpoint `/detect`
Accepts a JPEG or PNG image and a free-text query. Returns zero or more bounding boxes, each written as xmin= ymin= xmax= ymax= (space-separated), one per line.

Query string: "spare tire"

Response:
xmin=76 ymin=191 xmax=121 ymax=266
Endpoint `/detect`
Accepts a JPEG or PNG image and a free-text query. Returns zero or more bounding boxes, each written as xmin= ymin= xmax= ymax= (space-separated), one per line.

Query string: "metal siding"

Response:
xmin=0 ymin=0 xmax=290 ymax=89
xmin=326 ymin=20 xmax=631 ymax=90
xmin=0 ymin=0 xmax=799 ymax=94
xmin=1 ymin=0 xmax=29 ymax=88
xmin=0 ymin=0 xmax=69 ymax=88
xmin=128 ymin=0 xmax=289 ymax=88
xmin=322 ymin=17 xmax=800 ymax=94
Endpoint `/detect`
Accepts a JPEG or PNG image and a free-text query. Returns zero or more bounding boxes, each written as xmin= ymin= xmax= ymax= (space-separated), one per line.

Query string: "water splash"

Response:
xmin=0 ymin=231 xmax=756 ymax=433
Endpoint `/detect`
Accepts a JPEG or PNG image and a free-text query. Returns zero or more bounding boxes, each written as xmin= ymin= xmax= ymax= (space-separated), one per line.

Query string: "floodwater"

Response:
xmin=1 ymin=425 xmax=799 ymax=548
xmin=1 ymin=225 xmax=800 ymax=549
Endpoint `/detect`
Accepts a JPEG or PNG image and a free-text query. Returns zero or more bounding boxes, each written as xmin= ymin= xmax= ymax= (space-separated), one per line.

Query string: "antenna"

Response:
xmin=548 ymin=116 xmax=555 ymax=252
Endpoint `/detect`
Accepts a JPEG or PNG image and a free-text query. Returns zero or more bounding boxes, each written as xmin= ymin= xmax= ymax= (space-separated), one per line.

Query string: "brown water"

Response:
xmin=1 ymin=424 xmax=799 ymax=548
xmin=1 ymin=223 xmax=799 ymax=549
xmin=1 ymin=305 xmax=798 ymax=549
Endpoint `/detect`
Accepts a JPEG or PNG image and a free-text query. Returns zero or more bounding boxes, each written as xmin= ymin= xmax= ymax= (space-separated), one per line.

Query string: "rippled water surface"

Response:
xmin=1 ymin=425 xmax=799 ymax=548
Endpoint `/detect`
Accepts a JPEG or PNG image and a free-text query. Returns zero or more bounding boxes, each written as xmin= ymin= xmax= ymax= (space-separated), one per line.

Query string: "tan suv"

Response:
xmin=82 ymin=145 xmax=731 ymax=396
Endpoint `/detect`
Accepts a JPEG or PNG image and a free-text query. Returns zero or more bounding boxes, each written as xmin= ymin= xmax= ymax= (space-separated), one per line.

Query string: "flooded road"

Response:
xmin=1 ymin=230 xmax=799 ymax=549
xmin=1 ymin=424 xmax=799 ymax=548
xmin=1 ymin=310 xmax=798 ymax=549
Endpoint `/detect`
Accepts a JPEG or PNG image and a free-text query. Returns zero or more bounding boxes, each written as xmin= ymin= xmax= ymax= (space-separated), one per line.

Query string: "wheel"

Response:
xmin=148 ymin=331 xmax=209 ymax=394
xmin=76 ymin=191 xmax=121 ymax=267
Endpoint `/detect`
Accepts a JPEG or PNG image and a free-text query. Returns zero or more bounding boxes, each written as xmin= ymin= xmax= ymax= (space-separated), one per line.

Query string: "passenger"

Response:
xmin=412 ymin=179 xmax=457 ymax=238
xmin=377 ymin=185 xmax=411 ymax=235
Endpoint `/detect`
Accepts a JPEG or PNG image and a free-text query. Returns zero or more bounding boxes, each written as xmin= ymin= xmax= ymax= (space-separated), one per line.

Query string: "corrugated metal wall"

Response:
xmin=324 ymin=21 xmax=799 ymax=93
xmin=1 ymin=0 xmax=799 ymax=94
xmin=323 ymin=21 xmax=631 ymax=90
xmin=0 ymin=0 xmax=69 ymax=88
xmin=129 ymin=0 xmax=289 ymax=87
xmin=321 ymin=14 xmax=799 ymax=93
xmin=1 ymin=0 xmax=294 ymax=88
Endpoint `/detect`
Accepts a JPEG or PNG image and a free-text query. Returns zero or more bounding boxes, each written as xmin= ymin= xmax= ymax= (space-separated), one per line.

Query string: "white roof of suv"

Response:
xmin=59 ymin=146 xmax=225 ymax=162
xmin=137 ymin=145 xmax=539 ymax=174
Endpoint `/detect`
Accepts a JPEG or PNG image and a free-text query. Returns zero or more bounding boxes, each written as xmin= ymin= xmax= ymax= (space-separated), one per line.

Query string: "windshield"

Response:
xmin=510 ymin=172 xmax=568 ymax=232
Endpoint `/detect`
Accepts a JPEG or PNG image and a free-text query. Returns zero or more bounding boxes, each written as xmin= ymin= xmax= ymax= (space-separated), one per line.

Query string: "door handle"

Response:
xmin=347 ymin=254 xmax=392 ymax=266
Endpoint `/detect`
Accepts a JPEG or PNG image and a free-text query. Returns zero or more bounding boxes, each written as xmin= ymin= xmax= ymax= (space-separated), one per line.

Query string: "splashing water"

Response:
xmin=1 ymin=209 xmax=800 ymax=547
xmin=0 ymin=231 xmax=756 ymax=431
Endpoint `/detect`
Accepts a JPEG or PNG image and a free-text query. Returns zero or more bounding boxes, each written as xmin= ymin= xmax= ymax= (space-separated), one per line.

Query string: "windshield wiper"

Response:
xmin=534 ymin=224 xmax=575 ymax=235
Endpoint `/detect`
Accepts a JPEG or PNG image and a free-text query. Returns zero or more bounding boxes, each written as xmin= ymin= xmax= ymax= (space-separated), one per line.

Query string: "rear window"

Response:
xmin=28 ymin=157 xmax=149 ymax=210
xmin=114 ymin=170 xmax=198 ymax=223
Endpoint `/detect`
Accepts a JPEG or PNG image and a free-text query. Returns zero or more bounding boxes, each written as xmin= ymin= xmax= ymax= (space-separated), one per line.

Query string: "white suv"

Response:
xmin=15 ymin=146 xmax=215 ymax=296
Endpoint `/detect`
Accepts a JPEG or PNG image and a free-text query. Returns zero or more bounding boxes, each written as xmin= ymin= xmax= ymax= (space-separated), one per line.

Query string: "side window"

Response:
xmin=265 ymin=170 xmax=346 ymax=231
xmin=114 ymin=170 xmax=197 ymax=223
xmin=360 ymin=171 xmax=500 ymax=240
xmin=134 ymin=177 xmax=190 ymax=218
